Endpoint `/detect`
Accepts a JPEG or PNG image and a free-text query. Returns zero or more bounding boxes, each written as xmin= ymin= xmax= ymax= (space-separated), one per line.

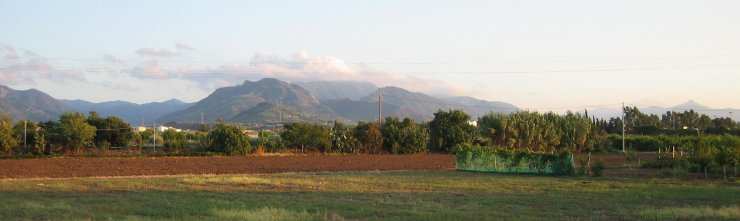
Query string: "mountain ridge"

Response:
xmin=60 ymin=99 xmax=192 ymax=125
xmin=0 ymin=85 xmax=75 ymax=121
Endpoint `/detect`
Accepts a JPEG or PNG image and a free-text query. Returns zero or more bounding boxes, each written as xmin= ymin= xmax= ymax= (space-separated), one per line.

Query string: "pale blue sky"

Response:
xmin=1 ymin=0 xmax=739 ymax=112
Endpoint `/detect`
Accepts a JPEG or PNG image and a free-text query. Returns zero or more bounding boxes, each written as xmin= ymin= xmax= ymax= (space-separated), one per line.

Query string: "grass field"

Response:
xmin=0 ymin=171 xmax=738 ymax=220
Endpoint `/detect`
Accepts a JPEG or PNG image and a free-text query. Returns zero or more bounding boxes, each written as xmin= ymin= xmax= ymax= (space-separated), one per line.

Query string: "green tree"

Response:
xmin=162 ymin=129 xmax=187 ymax=152
xmin=139 ymin=129 xmax=162 ymax=147
xmin=257 ymin=135 xmax=285 ymax=153
xmin=131 ymin=132 xmax=143 ymax=151
xmin=478 ymin=111 xmax=563 ymax=152
xmin=208 ymin=123 xmax=251 ymax=155
xmin=281 ymin=122 xmax=330 ymax=153
xmin=559 ymin=112 xmax=592 ymax=153
xmin=196 ymin=131 xmax=213 ymax=150
xmin=428 ymin=109 xmax=476 ymax=153
xmin=87 ymin=112 xmax=133 ymax=148
xmin=381 ymin=117 xmax=429 ymax=154
xmin=13 ymin=120 xmax=45 ymax=154
xmin=354 ymin=121 xmax=383 ymax=154
xmin=690 ymin=136 xmax=716 ymax=179
xmin=329 ymin=122 xmax=360 ymax=153
xmin=39 ymin=120 xmax=63 ymax=154
xmin=0 ymin=114 xmax=18 ymax=154
xmin=714 ymin=135 xmax=740 ymax=181
xmin=59 ymin=112 xmax=97 ymax=152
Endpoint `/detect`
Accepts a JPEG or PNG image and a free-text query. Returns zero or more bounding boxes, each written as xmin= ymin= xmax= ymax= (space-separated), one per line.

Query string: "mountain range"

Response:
xmin=158 ymin=78 xmax=335 ymax=124
xmin=158 ymin=78 xmax=520 ymax=124
xmin=2 ymin=78 xmax=732 ymax=125
xmin=589 ymin=100 xmax=737 ymax=120
xmin=60 ymin=99 xmax=192 ymax=125
xmin=0 ymin=85 xmax=74 ymax=121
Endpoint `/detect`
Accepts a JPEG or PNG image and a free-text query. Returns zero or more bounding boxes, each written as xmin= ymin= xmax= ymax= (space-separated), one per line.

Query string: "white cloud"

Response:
xmin=1 ymin=44 xmax=19 ymax=62
xmin=0 ymin=50 xmax=88 ymax=85
xmin=128 ymin=60 xmax=170 ymax=79
xmin=168 ymin=51 xmax=470 ymax=96
xmin=100 ymin=81 xmax=139 ymax=91
xmin=103 ymin=54 xmax=126 ymax=65
xmin=175 ymin=43 xmax=195 ymax=51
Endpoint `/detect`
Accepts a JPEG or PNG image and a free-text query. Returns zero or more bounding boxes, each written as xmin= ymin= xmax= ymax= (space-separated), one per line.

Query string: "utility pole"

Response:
xmin=23 ymin=120 xmax=27 ymax=152
xmin=279 ymin=103 xmax=283 ymax=123
xmin=731 ymin=111 xmax=735 ymax=129
xmin=622 ymin=102 xmax=626 ymax=153
xmin=153 ymin=122 xmax=156 ymax=152
xmin=378 ymin=93 xmax=383 ymax=124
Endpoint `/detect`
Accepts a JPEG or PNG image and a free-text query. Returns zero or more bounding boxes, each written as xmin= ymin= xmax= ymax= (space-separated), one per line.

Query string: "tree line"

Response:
xmin=599 ymin=107 xmax=737 ymax=135
xmin=0 ymin=111 xmax=279 ymax=156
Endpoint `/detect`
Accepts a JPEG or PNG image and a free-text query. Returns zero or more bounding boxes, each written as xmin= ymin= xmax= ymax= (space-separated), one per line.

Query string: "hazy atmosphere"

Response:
xmin=1 ymin=1 xmax=739 ymax=220
xmin=2 ymin=0 xmax=739 ymax=112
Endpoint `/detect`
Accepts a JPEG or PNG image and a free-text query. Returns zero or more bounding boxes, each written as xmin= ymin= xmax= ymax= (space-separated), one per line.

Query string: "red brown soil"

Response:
xmin=0 ymin=154 xmax=455 ymax=179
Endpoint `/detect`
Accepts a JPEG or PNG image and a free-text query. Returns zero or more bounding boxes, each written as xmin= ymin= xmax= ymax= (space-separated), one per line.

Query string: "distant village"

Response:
xmin=132 ymin=125 xmax=262 ymax=139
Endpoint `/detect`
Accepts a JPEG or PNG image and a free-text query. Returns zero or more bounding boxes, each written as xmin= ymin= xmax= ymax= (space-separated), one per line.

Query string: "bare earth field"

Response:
xmin=0 ymin=154 xmax=455 ymax=179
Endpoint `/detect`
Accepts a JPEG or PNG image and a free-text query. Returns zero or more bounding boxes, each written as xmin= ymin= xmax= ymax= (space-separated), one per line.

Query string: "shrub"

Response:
xmin=259 ymin=136 xmax=286 ymax=153
xmin=208 ymin=123 xmax=251 ymax=155
xmin=454 ymin=144 xmax=575 ymax=175
xmin=577 ymin=157 xmax=588 ymax=176
xmin=591 ymin=159 xmax=605 ymax=177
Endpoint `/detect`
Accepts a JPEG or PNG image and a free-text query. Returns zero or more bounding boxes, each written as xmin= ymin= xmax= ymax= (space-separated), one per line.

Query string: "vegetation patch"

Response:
xmin=455 ymin=144 xmax=575 ymax=175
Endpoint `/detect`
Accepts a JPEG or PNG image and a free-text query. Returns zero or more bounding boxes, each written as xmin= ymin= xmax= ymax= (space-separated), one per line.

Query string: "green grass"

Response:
xmin=0 ymin=171 xmax=738 ymax=220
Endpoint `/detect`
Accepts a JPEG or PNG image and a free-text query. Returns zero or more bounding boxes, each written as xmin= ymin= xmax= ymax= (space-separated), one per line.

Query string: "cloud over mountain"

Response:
xmin=170 ymin=51 xmax=469 ymax=96
xmin=0 ymin=44 xmax=87 ymax=85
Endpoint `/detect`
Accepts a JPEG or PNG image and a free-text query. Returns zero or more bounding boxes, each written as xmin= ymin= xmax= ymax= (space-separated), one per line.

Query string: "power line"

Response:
xmin=628 ymin=104 xmax=740 ymax=112
xmin=18 ymin=53 xmax=740 ymax=65
xmin=380 ymin=94 xmax=621 ymax=110
xmin=3 ymin=63 xmax=740 ymax=75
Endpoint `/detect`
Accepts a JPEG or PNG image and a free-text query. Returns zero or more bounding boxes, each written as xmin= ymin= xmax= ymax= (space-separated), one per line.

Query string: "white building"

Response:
xmin=468 ymin=120 xmax=478 ymax=127
xmin=156 ymin=126 xmax=182 ymax=132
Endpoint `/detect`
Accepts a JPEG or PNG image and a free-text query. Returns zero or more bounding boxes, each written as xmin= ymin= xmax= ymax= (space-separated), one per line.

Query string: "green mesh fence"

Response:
xmin=456 ymin=151 xmax=575 ymax=175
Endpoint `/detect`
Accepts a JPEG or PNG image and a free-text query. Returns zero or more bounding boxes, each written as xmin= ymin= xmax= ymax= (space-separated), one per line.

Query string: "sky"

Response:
xmin=1 ymin=0 xmax=739 ymax=114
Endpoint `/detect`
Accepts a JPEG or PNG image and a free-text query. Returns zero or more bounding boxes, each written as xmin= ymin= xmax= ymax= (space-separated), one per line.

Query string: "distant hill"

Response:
xmin=322 ymin=98 xmax=407 ymax=122
xmin=293 ymin=81 xmax=378 ymax=101
xmin=230 ymin=102 xmax=333 ymax=124
xmin=158 ymin=78 xmax=333 ymax=123
xmin=321 ymin=87 xmax=518 ymax=122
xmin=589 ymin=100 xmax=738 ymax=121
xmin=358 ymin=86 xmax=456 ymax=121
xmin=0 ymin=85 xmax=75 ymax=121
xmin=444 ymin=96 xmax=519 ymax=118
xmin=61 ymin=99 xmax=191 ymax=125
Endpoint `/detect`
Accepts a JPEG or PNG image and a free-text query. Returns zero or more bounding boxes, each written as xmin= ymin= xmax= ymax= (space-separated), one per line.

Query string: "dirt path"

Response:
xmin=0 ymin=154 xmax=455 ymax=179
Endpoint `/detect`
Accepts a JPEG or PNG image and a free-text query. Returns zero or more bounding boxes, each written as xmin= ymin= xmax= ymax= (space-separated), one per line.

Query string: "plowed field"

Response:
xmin=0 ymin=154 xmax=455 ymax=179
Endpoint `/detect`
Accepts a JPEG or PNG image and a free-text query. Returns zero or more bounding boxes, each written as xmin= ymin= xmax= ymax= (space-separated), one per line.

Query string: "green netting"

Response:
xmin=456 ymin=151 xmax=575 ymax=175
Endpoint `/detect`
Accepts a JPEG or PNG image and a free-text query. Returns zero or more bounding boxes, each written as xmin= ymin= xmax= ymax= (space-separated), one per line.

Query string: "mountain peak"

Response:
xmin=161 ymin=98 xmax=185 ymax=104
xmin=256 ymin=78 xmax=282 ymax=84
xmin=0 ymin=85 xmax=74 ymax=121
xmin=674 ymin=100 xmax=710 ymax=110
xmin=294 ymin=81 xmax=378 ymax=101
xmin=158 ymin=78 xmax=321 ymax=122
